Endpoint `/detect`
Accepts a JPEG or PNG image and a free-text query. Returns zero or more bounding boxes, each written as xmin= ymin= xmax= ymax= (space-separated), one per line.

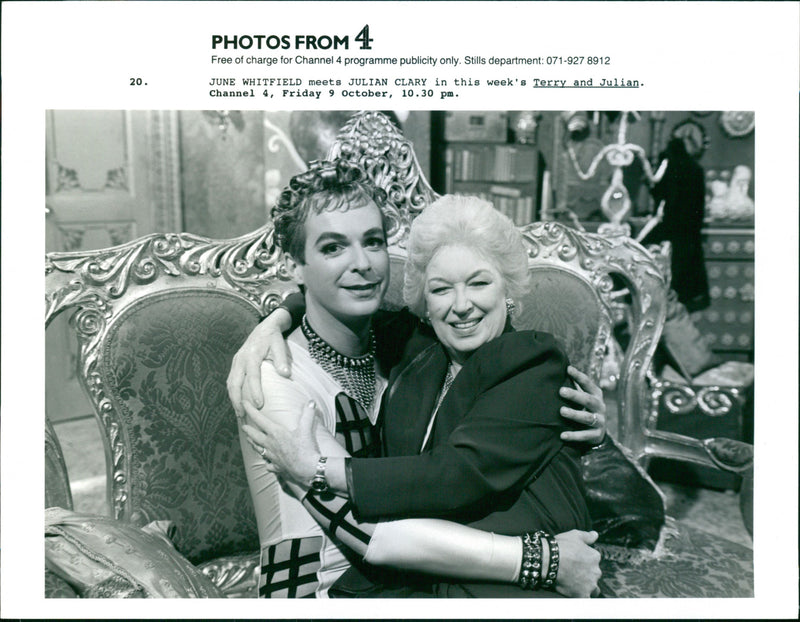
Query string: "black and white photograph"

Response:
xmin=2 ymin=2 xmax=798 ymax=619
xmin=43 ymin=107 xmax=756 ymax=600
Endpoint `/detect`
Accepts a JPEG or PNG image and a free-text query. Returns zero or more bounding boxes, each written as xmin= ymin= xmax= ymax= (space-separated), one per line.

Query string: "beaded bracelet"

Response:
xmin=518 ymin=531 xmax=543 ymax=590
xmin=540 ymin=531 xmax=560 ymax=589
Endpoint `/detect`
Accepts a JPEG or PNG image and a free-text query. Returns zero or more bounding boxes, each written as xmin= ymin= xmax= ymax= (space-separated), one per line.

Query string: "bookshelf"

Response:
xmin=432 ymin=112 xmax=541 ymax=226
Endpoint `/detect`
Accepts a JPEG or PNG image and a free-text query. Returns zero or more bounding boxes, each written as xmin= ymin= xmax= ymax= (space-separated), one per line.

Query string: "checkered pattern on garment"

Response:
xmin=259 ymin=536 xmax=322 ymax=598
xmin=334 ymin=392 xmax=381 ymax=458
xmin=259 ymin=394 xmax=379 ymax=598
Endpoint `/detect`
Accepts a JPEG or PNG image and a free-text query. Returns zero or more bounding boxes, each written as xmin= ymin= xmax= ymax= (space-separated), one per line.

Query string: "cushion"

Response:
xmin=45 ymin=569 xmax=79 ymax=598
xmin=582 ymin=437 xmax=666 ymax=550
xmin=45 ymin=507 xmax=223 ymax=598
xmin=660 ymin=292 xmax=715 ymax=379
xmin=693 ymin=361 xmax=754 ymax=387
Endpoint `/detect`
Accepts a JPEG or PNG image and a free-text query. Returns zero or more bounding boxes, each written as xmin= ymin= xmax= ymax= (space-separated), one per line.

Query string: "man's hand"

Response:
xmin=241 ymin=400 xmax=321 ymax=488
xmin=552 ymin=529 xmax=602 ymax=598
xmin=226 ymin=308 xmax=293 ymax=419
xmin=559 ymin=366 xmax=607 ymax=444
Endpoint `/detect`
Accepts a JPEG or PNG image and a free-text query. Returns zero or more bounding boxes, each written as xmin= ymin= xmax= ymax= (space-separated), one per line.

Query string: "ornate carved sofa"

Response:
xmin=45 ymin=111 xmax=753 ymax=598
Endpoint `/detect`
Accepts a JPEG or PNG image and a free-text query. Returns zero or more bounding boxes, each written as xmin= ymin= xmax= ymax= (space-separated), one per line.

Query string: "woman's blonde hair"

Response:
xmin=403 ymin=195 xmax=530 ymax=316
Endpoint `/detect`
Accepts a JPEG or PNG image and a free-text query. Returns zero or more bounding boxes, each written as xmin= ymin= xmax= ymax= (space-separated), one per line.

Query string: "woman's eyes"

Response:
xmin=429 ymin=279 xmax=491 ymax=294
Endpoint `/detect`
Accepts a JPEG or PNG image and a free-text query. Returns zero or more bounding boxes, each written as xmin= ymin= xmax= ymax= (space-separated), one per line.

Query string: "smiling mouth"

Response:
xmin=342 ymin=282 xmax=381 ymax=296
xmin=450 ymin=318 xmax=481 ymax=330
xmin=344 ymin=282 xmax=380 ymax=289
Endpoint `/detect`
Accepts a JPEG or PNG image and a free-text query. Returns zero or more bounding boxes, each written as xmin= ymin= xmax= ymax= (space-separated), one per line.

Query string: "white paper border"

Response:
xmin=2 ymin=1 xmax=798 ymax=618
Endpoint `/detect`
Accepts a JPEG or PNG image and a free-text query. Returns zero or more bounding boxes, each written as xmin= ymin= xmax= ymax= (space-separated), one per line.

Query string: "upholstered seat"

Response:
xmin=45 ymin=110 xmax=752 ymax=598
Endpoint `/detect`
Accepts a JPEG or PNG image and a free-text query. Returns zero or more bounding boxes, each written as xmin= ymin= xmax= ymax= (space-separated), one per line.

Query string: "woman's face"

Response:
xmin=294 ymin=201 xmax=390 ymax=326
xmin=424 ymin=244 xmax=508 ymax=365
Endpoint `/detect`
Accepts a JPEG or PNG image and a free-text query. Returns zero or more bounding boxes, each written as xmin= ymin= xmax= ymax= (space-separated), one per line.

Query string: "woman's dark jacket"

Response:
xmin=350 ymin=311 xmax=592 ymax=538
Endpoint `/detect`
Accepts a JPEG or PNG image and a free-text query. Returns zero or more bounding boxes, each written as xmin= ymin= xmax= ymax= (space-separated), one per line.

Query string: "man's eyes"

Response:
xmin=365 ymin=236 xmax=386 ymax=248
xmin=320 ymin=243 xmax=343 ymax=255
xmin=319 ymin=238 xmax=384 ymax=255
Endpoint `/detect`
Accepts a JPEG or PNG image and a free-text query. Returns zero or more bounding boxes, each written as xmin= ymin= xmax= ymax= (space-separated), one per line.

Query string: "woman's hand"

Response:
xmin=241 ymin=400 xmax=322 ymax=488
xmin=227 ymin=308 xmax=293 ymax=419
xmin=552 ymin=529 xmax=602 ymax=598
xmin=559 ymin=366 xmax=607 ymax=445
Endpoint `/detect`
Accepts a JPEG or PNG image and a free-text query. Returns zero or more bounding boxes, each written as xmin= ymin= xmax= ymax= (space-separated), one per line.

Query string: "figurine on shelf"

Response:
xmin=724 ymin=165 xmax=755 ymax=220
xmin=706 ymin=165 xmax=755 ymax=221
xmin=707 ymin=179 xmax=730 ymax=220
xmin=510 ymin=111 xmax=540 ymax=144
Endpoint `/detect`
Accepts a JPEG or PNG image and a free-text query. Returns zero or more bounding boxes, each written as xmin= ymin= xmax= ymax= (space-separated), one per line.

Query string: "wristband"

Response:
xmin=518 ymin=532 xmax=543 ymax=590
xmin=540 ymin=532 xmax=559 ymax=589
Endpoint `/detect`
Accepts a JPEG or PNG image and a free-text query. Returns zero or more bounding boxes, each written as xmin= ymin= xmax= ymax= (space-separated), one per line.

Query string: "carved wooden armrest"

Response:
xmin=644 ymin=379 xmax=752 ymax=475
xmin=703 ymin=437 xmax=753 ymax=473
xmin=643 ymin=429 xmax=753 ymax=475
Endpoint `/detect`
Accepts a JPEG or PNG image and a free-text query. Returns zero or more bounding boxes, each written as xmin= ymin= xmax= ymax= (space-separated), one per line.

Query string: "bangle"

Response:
xmin=518 ymin=532 xmax=543 ymax=590
xmin=540 ymin=532 xmax=559 ymax=589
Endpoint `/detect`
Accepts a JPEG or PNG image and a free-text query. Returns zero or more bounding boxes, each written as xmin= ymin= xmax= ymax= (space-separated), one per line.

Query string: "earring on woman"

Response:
xmin=505 ymin=298 xmax=516 ymax=317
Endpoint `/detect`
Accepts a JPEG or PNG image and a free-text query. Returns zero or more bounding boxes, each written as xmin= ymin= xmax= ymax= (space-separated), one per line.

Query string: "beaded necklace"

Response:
xmin=301 ymin=315 xmax=377 ymax=411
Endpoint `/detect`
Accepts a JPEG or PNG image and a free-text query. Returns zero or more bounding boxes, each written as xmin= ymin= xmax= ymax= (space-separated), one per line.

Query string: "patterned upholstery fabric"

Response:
xmin=102 ymin=290 xmax=260 ymax=564
xmin=514 ymin=268 xmax=602 ymax=374
xmin=600 ymin=521 xmax=753 ymax=597
xmin=380 ymin=253 xmax=409 ymax=311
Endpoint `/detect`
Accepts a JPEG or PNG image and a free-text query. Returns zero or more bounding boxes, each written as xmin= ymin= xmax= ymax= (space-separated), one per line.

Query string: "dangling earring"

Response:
xmin=423 ymin=310 xmax=432 ymax=325
xmin=505 ymin=298 xmax=516 ymax=317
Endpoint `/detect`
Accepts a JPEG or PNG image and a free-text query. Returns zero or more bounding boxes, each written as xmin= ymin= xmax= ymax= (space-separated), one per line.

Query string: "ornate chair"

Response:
xmin=45 ymin=111 xmax=752 ymax=598
xmin=45 ymin=228 xmax=296 ymax=596
xmin=509 ymin=223 xmax=753 ymax=596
